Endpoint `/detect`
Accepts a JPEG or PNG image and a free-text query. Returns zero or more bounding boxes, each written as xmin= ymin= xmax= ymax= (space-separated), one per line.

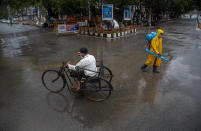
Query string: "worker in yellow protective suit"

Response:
xmin=141 ymin=29 xmax=164 ymax=73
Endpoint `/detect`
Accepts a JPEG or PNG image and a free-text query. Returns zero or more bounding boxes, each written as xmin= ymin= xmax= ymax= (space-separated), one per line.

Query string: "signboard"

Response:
xmin=198 ymin=14 xmax=201 ymax=24
xmin=141 ymin=5 xmax=146 ymax=13
xmin=102 ymin=4 xmax=113 ymax=20
xmin=58 ymin=24 xmax=79 ymax=33
xmin=66 ymin=24 xmax=79 ymax=32
xmin=124 ymin=8 xmax=131 ymax=20
xmin=78 ymin=21 xmax=88 ymax=26
xmin=58 ymin=24 xmax=66 ymax=33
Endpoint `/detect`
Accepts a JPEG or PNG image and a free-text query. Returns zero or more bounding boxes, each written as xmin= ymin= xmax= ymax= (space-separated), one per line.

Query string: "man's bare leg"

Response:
xmin=76 ymin=81 xmax=81 ymax=91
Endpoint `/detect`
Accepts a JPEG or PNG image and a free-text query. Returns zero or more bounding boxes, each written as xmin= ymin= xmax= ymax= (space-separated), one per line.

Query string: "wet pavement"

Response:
xmin=0 ymin=20 xmax=201 ymax=131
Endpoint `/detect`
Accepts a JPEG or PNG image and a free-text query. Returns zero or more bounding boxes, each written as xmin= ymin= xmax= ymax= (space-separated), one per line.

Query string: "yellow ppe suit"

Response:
xmin=145 ymin=29 xmax=164 ymax=67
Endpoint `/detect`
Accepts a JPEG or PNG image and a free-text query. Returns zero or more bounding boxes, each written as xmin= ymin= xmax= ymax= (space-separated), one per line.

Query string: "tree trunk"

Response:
xmin=148 ymin=7 xmax=151 ymax=27
xmin=88 ymin=1 xmax=91 ymax=21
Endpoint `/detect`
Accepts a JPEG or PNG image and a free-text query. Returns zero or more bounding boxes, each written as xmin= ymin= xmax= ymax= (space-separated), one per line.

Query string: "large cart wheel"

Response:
xmin=42 ymin=70 xmax=66 ymax=93
xmin=84 ymin=78 xmax=113 ymax=102
xmin=97 ymin=65 xmax=113 ymax=82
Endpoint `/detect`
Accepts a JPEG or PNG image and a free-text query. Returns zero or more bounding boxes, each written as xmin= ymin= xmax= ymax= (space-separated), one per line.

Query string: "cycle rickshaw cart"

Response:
xmin=42 ymin=61 xmax=113 ymax=102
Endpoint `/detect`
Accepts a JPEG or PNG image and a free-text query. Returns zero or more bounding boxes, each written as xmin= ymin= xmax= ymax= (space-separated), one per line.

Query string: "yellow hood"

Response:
xmin=157 ymin=29 xmax=164 ymax=37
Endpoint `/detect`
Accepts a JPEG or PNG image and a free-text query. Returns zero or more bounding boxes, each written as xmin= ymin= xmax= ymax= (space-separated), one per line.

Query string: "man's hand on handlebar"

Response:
xmin=65 ymin=63 xmax=69 ymax=68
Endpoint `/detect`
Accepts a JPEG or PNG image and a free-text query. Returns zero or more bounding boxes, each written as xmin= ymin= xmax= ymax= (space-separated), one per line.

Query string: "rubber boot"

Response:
xmin=141 ymin=64 xmax=148 ymax=72
xmin=153 ymin=65 xmax=160 ymax=73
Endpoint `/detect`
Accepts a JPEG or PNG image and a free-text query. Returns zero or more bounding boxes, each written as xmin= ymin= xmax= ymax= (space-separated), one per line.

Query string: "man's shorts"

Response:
xmin=70 ymin=70 xmax=86 ymax=81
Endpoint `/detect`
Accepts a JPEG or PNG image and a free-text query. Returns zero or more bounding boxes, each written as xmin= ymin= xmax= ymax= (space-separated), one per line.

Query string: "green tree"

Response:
xmin=1 ymin=0 xmax=200 ymax=20
xmin=0 ymin=0 xmax=8 ymax=18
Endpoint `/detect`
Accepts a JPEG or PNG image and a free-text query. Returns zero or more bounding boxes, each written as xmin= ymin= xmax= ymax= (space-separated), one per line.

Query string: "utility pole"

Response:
xmin=148 ymin=7 xmax=151 ymax=27
xmin=88 ymin=1 xmax=91 ymax=21
xmin=38 ymin=7 xmax=40 ymax=21
xmin=7 ymin=5 xmax=10 ymax=20
xmin=139 ymin=0 xmax=142 ymax=24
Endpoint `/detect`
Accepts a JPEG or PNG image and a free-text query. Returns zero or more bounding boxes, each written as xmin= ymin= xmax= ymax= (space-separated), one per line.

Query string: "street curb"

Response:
xmin=79 ymin=29 xmax=137 ymax=39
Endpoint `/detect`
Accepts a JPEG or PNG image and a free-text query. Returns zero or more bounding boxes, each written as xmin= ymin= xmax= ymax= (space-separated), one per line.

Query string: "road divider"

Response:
xmin=79 ymin=26 xmax=137 ymax=38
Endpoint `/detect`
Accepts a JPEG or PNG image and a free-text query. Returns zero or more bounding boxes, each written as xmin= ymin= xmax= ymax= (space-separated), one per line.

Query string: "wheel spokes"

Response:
xmin=42 ymin=70 xmax=65 ymax=93
xmin=84 ymin=78 xmax=112 ymax=102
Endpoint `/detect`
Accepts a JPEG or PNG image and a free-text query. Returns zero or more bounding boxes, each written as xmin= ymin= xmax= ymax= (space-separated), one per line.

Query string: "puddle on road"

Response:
xmin=165 ymin=32 xmax=189 ymax=42
xmin=0 ymin=35 xmax=32 ymax=57
xmin=0 ymin=55 xmax=64 ymax=73
xmin=1 ymin=20 xmax=201 ymax=130
xmin=165 ymin=56 xmax=201 ymax=85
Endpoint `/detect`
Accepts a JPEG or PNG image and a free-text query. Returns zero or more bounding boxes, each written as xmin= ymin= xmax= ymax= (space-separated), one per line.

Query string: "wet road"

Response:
xmin=0 ymin=20 xmax=201 ymax=131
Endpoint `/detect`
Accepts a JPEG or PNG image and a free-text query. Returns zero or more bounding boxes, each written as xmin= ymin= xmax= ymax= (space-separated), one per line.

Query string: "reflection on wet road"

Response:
xmin=0 ymin=20 xmax=201 ymax=131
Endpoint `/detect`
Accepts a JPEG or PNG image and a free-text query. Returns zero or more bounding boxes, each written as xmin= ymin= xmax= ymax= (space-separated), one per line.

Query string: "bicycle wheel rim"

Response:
xmin=97 ymin=65 xmax=113 ymax=82
xmin=42 ymin=70 xmax=66 ymax=93
xmin=84 ymin=78 xmax=112 ymax=102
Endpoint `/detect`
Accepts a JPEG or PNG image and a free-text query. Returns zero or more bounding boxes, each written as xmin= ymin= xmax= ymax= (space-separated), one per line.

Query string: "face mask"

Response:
xmin=80 ymin=54 xmax=83 ymax=59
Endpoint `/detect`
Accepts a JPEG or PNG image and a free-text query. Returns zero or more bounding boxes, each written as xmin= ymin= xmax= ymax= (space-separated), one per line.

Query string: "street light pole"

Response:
xmin=88 ymin=1 xmax=91 ymax=21
xmin=148 ymin=7 xmax=151 ymax=27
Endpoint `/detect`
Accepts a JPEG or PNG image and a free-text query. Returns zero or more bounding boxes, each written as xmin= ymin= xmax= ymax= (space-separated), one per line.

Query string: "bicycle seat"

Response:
xmin=85 ymin=77 xmax=100 ymax=83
